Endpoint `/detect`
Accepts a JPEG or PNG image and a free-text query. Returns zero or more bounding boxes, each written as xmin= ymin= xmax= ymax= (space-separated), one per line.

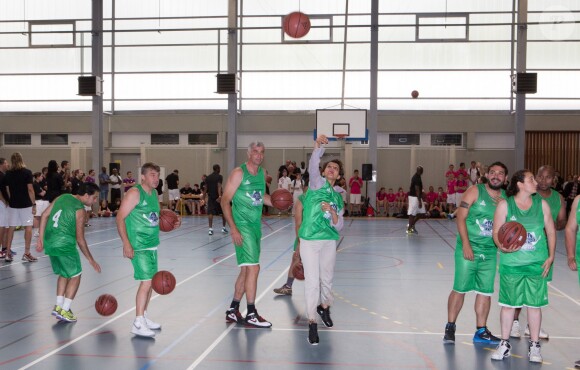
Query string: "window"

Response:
xmin=151 ymin=134 xmax=179 ymax=145
xmin=389 ymin=134 xmax=420 ymax=145
xmin=29 ymin=21 xmax=75 ymax=47
xmin=188 ymin=134 xmax=218 ymax=145
xmin=431 ymin=134 xmax=463 ymax=146
xmin=41 ymin=134 xmax=68 ymax=145
xmin=3 ymin=134 xmax=31 ymax=145
xmin=416 ymin=14 xmax=468 ymax=41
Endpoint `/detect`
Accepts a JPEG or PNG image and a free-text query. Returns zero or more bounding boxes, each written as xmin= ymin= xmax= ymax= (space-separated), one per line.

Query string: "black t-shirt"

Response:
xmin=0 ymin=171 xmax=7 ymax=201
xmin=205 ymin=172 xmax=222 ymax=199
xmin=33 ymin=181 xmax=47 ymax=200
xmin=46 ymin=172 xmax=64 ymax=202
xmin=70 ymin=177 xmax=81 ymax=195
xmin=409 ymin=173 xmax=423 ymax=197
xmin=166 ymin=173 xmax=179 ymax=189
xmin=180 ymin=187 xmax=194 ymax=195
xmin=4 ymin=168 xmax=33 ymax=208
xmin=156 ymin=178 xmax=163 ymax=195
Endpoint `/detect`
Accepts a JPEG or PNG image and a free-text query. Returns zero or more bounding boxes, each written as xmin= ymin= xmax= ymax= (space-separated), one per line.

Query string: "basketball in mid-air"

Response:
xmin=283 ymin=11 xmax=311 ymax=39
xmin=411 ymin=90 xmax=419 ymax=99
xmin=159 ymin=209 xmax=179 ymax=232
xmin=152 ymin=270 xmax=176 ymax=295
xmin=498 ymin=221 xmax=527 ymax=252
xmin=95 ymin=294 xmax=118 ymax=316
xmin=271 ymin=189 xmax=293 ymax=211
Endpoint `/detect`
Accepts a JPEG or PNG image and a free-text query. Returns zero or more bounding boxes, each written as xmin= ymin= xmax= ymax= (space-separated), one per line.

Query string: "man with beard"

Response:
xmin=444 ymin=162 xmax=508 ymax=345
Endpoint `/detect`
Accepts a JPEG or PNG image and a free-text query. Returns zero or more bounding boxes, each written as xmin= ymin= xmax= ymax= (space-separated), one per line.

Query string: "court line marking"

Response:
xmin=17 ymin=223 xmax=291 ymax=370
xmin=547 ymin=283 xmax=580 ymax=307
xmin=186 ymin=267 xmax=290 ymax=370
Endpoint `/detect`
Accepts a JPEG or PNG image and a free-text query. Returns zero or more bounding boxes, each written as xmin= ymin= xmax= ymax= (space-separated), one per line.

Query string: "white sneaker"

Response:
xmin=510 ymin=320 xmax=521 ymax=338
xmin=528 ymin=341 xmax=542 ymax=363
xmin=33 ymin=231 xmax=39 ymax=238
xmin=144 ymin=314 xmax=161 ymax=330
xmin=524 ymin=324 xmax=549 ymax=339
xmin=491 ymin=340 xmax=511 ymax=361
xmin=131 ymin=317 xmax=155 ymax=337
xmin=208 ymin=229 xmax=213 ymax=235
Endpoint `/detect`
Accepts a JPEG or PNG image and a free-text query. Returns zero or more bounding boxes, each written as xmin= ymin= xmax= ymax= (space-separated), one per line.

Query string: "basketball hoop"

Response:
xmin=334 ymin=134 xmax=348 ymax=141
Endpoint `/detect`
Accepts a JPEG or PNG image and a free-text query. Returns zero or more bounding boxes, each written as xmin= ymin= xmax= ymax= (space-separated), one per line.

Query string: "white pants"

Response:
xmin=299 ymin=238 xmax=337 ymax=321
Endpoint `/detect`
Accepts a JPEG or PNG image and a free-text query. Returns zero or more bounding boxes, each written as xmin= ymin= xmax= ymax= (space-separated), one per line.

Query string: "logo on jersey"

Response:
xmin=245 ymin=190 xmax=263 ymax=206
xmin=510 ymin=216 xmax=517 ymax=221
xmin=323 ymin=202 xmax=338 ymax=220
xmin=244 ymin=179 xmax=251 ymax=185
xmin=476 ymin=218 xmax=493 ymax=237
xmin=143 ymin=200 xmax=148 ymax=206
xmin=521 ymin=231 xmax=541 ymax=251
xmin=144 ymin=212 xmax=159 ymax=226
xmin=479 ymin=200 xmax=486 ymax=206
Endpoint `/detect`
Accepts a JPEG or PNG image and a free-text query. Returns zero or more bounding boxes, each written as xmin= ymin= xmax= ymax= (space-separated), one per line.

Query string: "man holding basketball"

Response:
xmin=36 ymin=182 xmax=101 ymax=322
xmin=443 ymin=162 xmax=508 ymax=345
xmin=117 ymin=162 xmax=179 ymax=338
xmin=222 ymin=142 xmax=274 ymax=328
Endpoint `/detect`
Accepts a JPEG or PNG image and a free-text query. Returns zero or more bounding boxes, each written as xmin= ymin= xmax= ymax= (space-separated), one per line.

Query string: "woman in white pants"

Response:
xmin=299 ymin=135 xmax=345 ymax=345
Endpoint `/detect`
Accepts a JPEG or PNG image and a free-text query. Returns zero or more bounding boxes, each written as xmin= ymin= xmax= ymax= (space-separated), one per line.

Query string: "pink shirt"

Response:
xmin=349 ymin=176 xmax=363 ymax=194
xmin=456 ymin=179 xmax=468 ymax=193
xmin=386 ymin=193 xmax=397 ymax=202
xmin=447 ymin=179 xmax=457 ymax=194
xmin=376 ymin=191 xmax=387 ymax=201
xmin=426 ymin=191 xmax=438 ymax=203
xmin=438 ymin=191 xmax=448 ymax=202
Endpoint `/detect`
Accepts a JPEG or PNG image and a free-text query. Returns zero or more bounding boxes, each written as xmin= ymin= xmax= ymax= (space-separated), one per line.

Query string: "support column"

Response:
xmin=91 ymin=0 xmax=104 ymax=175
xmin=514 ymin=0 xmax=528 ymax=170
xmin=226 ymin=0 xmax=238 ymax=173
xmin=367 ymin=0 xmax=379 ymax=205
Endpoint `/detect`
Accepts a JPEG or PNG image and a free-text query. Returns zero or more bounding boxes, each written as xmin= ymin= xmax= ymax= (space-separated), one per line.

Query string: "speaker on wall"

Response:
xmin=511 ymin=73 xmax=537 ymax=94
xmin=362 ymin=163 xmax=372 ymax=181
xmin=217 ymin=73 xmax=237 ymax=94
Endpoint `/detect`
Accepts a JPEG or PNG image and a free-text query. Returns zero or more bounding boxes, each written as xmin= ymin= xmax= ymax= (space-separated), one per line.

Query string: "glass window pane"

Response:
xmin=30 ymin=22 xmax=75 ymax=47
xmin=431 ymin=134 xmax=463 ymax=146
xmin=0 ymin=48 xmax=81 ymax=74
xmin=243 ymin=44 xmax=344 ymax=70
xmin=114 ymin=45 xmax=218 ymax=72
xmin=4 ymin=134 xmax=31 ymax=145
xmin=0 ymin=75 xmax=85 ymax=100
xmin=151 ymin=134 xmax=179 ymax=145
xmin=417 ymin=15 xmax=468 ymax=41
xmin=390 ymin=134 xmax=420 ymax=145
xmin=188 ymin=134 xmax=217 ymax=145
xmin=114 ymin=73 xmax=217 ymax=99
xmin=242 ymin=72 xmax=343 ymax=98
xmin=41 ymin=134 xmax=68 ymax=145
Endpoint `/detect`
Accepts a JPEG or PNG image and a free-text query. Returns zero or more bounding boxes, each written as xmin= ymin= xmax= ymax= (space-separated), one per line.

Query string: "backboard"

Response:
xmin=315 ymin=109 xmax=368 ymax=141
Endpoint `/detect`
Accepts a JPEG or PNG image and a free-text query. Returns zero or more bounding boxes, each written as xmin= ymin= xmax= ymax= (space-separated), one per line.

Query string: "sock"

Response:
xmin=286 ymin=277 xmax=295 ymax=288
xmin=230 ymin=300 xmax=240 ymax=310
xmin=247 ymin=303 xmax=256 ymax=314
xmin=62 ymin=298 xmax=73 ymax=311
xmin=135 ymin=315 xmax=144 ymax=323
xmin=477 ymin=326 xmax=485 ymax=330
xmin=447 ymin=322 xmax=455 ymax=327
xmin=56 ymin=296 xmax=64 ymax=307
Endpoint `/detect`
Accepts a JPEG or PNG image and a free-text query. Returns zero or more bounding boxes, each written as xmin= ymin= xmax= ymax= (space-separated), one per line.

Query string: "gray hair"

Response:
xmin=247 ymin=141 xmax=265 ymax=152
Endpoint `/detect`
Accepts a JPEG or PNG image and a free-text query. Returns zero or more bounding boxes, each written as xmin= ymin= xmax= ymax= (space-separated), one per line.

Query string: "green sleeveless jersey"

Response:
xmin=575 ymin=200 xmax=580 ymax=263
xmin=44 ymin=194 xmax=84 ymax=256
xmin=232 ymin=163 xmax=265 ymax=226
xmin=125 ymin=184 xmax=160 ymax=250
xmin=534 ymin=189 xmax=560 ymax=223
xmin=456 ymin=184 xmax=506 ymax=253
xmin=500 ymin=196 xmax=548 ymax=275
xmin=298 ymin=180 xmax=343 ymax=241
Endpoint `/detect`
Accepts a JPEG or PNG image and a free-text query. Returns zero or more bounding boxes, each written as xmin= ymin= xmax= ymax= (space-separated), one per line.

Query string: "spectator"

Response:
xmin=376 ymin=187 xmax=387 ymax=216
xmin=348 ymin=170 xmax=363 ymax=216
xmin=395 ymin=187 xmax=407 ymax=216
xmin=59 ymin=160 xmax=70 ymax=177
xmin=32 ymin=172 xmax=49 ymax=238
xmin=155 ymin=177 xmax=164 ymax=209
xmin=123 ymin=171 xmax=136 ymax=194
xmin=166 ymin=169 xmax=180 ymax=211
xmin=456 ymin=172 xmax=469 ymax=206
xmin=98 ymin=167 xmax=110 ymax=202
xmin=291 ymin=172 xmax=305 ymax=215
xmin=179 ymin=183 xmax=195 ymax=215
xmin=425 ymin=185 xmax=438 ymax=210
xmin=437 ymin=186 xmax=448 ymax=212
xmin=386 ymin=188 xmax=397 ymax=217
xmin=70 ymin=169 xmax=83 ymax=195
xmin=109 ymin=168 xmax=122 ymax=205
xmin=46 ymin=160 xmax=64 ymax=203
xmin=429 ymin=199 xmax=445 ymax=218
xmin=406 ymin=166 xmax=425 ymax=234
xmin=564 ymin=175 xmax=579 ymax=216
xmin=98 ymin=199 xmax=112 ymax=217
xmin=109 ymin=198 xmax=121 ymax=216
xmin=278 ymin=169 xmax=292 ymax=191
xmin=445 ymin=164 xmax=456 ymax=179
xmin=457 ymin=162 xmax=468 ymax=179
xmin=206 ymin=164 xmax=227 ymax=235
xmin=468 ymin=161 xmax=480 ymax=186
xmin=447 ymin=172 xmax=458 ymax=214
xmin=192 ymin=184 xmax=203 ymax=215
xmin=85 ymin=169 xmax=96 ymax=183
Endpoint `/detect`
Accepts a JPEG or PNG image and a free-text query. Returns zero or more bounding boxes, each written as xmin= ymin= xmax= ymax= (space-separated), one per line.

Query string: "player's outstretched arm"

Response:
xmin=76 ymin=208 xmax=101 ymax=273
xmin=116 ymin=187 xmax=140 ymax=259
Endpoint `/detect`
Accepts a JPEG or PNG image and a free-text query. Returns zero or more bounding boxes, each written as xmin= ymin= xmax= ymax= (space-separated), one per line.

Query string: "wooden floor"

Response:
xmin=0 ymin=215 xmax=578 ymax=370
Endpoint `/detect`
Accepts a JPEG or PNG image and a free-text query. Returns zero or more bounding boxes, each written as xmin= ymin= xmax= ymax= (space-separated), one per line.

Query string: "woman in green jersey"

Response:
xmin=299 ymin=135 xmax=345 ymax=345
xmin=491 ymin=170 xmax=556 ymax=363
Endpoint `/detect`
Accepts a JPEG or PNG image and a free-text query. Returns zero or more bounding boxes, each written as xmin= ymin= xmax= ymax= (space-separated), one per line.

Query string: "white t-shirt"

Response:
xmin=291 ymin=179 xmax=304 ymax=194
xmin=278 ymin=176 xmax=292 ymax=191
xmin=110 ymin=174 xmax=122 ymax=189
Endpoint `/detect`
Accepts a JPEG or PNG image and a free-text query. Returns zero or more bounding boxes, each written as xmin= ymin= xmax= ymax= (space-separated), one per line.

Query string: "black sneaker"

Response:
xmin=225 ymin=308 xmax=243 ymax=323
xmin=443 ymin=322 xmax=456 ymax=344
xmin=308 ymin=322 xmax=319 ymax=345
xmin=317 ymin=305 xmax=333 ymax=328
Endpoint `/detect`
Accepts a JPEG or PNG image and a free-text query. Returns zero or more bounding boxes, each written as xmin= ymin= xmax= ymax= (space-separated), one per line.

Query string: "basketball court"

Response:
xmin=1 ymin=216 xmax=578 ymax=370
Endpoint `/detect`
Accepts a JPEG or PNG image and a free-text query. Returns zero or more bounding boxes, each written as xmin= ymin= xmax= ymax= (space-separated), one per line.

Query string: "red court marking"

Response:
xmin=206 ymin=358 xmax=429 ymax=368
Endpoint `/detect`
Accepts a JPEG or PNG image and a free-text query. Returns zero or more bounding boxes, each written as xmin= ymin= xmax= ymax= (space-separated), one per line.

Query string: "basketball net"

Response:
xmin=335 ymin=134 xmax=348 ymax=151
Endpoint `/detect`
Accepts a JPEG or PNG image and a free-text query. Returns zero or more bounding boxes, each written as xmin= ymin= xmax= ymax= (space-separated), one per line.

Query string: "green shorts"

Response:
xmin=498 ymin=274 xmax=548 ymax=308
xmin=50 ymin=253 xmax=82 ymax=279
xmin=235 ymin=224 xmax=261 ymax=266
xmin=131 ymin=249 xmax=158 ymax=281
xmin=452 ymin=247 xmax=497 ymax=295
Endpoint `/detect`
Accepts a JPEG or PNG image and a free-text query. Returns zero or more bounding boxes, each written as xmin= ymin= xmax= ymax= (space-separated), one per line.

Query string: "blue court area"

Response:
xmin=0 ymin=216 xmax=578 ymax=369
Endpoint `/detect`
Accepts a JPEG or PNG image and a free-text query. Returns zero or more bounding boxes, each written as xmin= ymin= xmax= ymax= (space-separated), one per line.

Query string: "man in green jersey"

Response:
xmin=117 ymin=162 xmax=179 ymax=338
xmin=36 ymin=182 xmax=101 ymax=323
xmin=564 ymin=194 xmax=580 ymax=369
xmin=444 ymin=162 xmax=508 ymax=345
xmin=222 ymin=142 xmax=274 ymax=328
xmin=511 ymin=165 xmax=566 ymax=339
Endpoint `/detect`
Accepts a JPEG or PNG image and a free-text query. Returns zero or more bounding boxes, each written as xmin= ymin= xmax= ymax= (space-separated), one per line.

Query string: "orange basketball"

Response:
xmin=103 ymin=210 xmax=112 ymax=217
xmin=152 ymin=270 xmax=176 ymax=295
xmin=95 ymin=294 xmax=118 ymax=316
xmin=283 ymin=11 xmax=311 ymax=39
xmin=159 ymin=209 xmax=178 ymax=232
xmin=292 ymin=261 xmax=304 ymax=280
xmin=271 ymin=189 xmax=293 ymax=211
xmin=411 ymin=90 xmax=419 ymax=99
xmin=498 ymin=221 xmax=527 ymax=252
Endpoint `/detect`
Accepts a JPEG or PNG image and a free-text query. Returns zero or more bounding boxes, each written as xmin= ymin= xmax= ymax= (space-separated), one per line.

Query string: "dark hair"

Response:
xmin=77 ymin=182 xmax=100 ymax=196
xmin=506 ymin=169 xmax=530 ymax=197
xmin=488 ymin=161 xmax=508 ymax=177
xmin=47 ymin=160 xmax=59 ymax=175
xmin=33 ymin=172 xmax=41 ymax=179
xmin=323 ymin=159 xmax=344 ymax=175
xmin=213 ymin=164 xmax=220 ymax=172
xmin=61 ymin=160 xmax=69 ymax=168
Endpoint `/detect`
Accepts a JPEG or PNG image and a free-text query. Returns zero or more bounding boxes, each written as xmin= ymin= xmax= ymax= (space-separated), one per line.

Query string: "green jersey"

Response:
xmin=232 ymin=163 xmax=265 ymax=226
xmin=125 ymin=184 xmax=160 ymax=251
xmin=500 ymin=196 xmax=548 ymax=275
xmin=534 ymin=189 xmax=561 ymax=223
xmin=299 ymin=180 xmax=343 ymax=241
xmin=456 ymin=184 xmax=506 ymax=253
xmin=44 ymin=194 xmax=84 ymax=256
